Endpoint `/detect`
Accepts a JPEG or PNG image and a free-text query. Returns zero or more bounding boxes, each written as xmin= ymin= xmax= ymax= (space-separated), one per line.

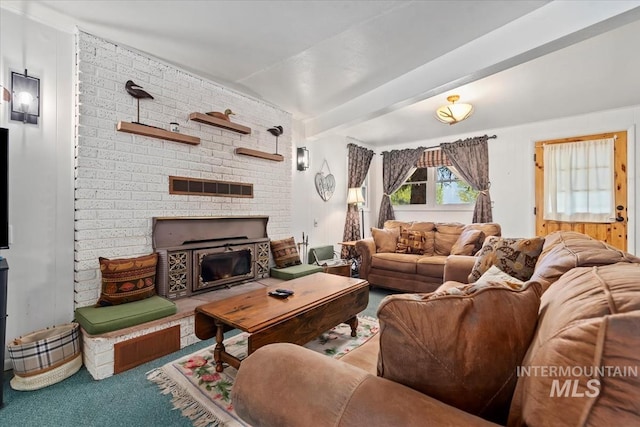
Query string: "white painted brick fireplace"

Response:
xmin=74 ymin=31 xmax=293 ymax=308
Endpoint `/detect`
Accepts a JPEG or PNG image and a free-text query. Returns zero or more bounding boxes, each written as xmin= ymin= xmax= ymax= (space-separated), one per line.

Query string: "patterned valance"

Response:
xmin=416 ymin=148 xmax=452 ymax=168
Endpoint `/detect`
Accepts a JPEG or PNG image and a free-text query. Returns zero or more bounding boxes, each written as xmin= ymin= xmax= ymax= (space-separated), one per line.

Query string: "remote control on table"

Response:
xmin=275 ymin=289 xmax=294 ymax=295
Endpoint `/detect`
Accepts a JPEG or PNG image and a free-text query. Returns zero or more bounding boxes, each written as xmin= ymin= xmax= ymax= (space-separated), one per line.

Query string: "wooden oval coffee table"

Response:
xmin=194 ymin=272 xmax=369 ymax=372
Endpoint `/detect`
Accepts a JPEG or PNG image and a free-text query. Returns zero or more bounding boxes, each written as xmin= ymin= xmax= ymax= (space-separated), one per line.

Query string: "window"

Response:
xmin=390 ymin=166 xmax=478 ymax=207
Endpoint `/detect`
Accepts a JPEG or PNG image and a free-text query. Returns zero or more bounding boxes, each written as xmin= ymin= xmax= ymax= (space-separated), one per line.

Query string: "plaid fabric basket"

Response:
xmin=8 ymin=322 xmax=81 ymax=377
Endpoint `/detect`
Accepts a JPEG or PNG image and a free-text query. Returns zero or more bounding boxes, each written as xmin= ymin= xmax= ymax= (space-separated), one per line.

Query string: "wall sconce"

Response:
xmin=297 ymin=147 xmax=309 ymax=171
xmin=347 ymin=187 xmax=366 ymax=239
xmin=435 ymin=94 xmax=473 ymax=125
xmin=11 ymin=70 xmax=40 ymax=125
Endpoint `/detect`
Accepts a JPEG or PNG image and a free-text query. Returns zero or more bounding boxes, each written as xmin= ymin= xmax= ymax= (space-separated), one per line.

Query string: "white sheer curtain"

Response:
xmin=544 ymin=138 xmax=615 ymax=223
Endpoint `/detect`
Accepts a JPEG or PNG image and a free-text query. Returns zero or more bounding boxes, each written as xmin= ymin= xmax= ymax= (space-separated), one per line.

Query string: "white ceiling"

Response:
xmin=4 ymin=0 xmax=640 ymax=146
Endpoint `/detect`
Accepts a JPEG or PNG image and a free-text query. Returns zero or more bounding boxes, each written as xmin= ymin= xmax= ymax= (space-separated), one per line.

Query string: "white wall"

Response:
xmin=368 ymin=106 xmax=639 ymax=253
xmin=74 ymin=32 xmax=293 ymax=307
xmin=0 ymin=9 xmax=75 ymax=367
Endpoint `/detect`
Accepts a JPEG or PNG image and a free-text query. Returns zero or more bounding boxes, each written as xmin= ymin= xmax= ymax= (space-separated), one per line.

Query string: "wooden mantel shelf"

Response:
xmin=117 ymin=121 xmax=200 ymax=145
xmin=189 ymin=112 xmax=252 ymax=135
xmin=235 ymin=147 xmax=284 ymax=162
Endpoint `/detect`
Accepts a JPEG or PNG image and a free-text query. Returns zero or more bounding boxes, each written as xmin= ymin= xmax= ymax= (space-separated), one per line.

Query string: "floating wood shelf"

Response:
xmin=189 ymin=112 xmax=252 ymax=135
xmin=235 ymin=147 xmax=284 ymax=162
xmin=117 ymin=121 xmax=200 ymax=145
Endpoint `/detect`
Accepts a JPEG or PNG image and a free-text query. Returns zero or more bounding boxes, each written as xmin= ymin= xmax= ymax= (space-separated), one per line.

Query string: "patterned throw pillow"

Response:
xmin=371 ymin=227 xmax=400 ymax=253
xmin=270 ymin=237 xmax=301 ymax=268
xmin=96 ymin=253 xmax=158 ymax=307
xmin=468 ymin=236 xmax=545 ymax=283
xmin=396 ymin=230 xmax=427 ymax=255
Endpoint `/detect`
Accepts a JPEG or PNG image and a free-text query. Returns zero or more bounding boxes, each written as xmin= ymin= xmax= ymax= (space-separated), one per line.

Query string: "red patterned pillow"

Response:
xmin=270 ymin=237 xmax=301 ymax=268
xmin=96 ymin=253 xmax=158 ymax=307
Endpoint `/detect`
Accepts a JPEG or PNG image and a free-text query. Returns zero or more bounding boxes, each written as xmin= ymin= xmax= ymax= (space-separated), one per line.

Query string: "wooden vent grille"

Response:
xmin=169 ymin=176 xmax=253 ymax=198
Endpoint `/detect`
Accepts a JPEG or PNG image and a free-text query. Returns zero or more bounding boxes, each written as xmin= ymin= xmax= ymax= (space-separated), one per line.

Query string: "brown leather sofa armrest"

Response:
xmin=232 ymin=343 xmax=498 ymax=427
xmin=355 ymin=238 xmax=376 ymax=280
xmin=443 ymin=255 xmax=477 ymax=283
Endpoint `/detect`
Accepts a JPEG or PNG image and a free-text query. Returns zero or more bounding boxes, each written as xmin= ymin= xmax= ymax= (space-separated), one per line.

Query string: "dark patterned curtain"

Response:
xmin=341 ymin=143 xmax=374 ymax=258
xmin=441 ymin=135 xmax=492 ymax=222
xmin=377 ymin=147 xmax=425 ymax=228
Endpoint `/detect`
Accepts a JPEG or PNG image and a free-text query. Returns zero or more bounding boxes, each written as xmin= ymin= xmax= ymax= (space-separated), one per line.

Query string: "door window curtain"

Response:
xmin=441 ymin=136 xmax=492 ymax=223
xmin=377 ymin=147 xmax=426 ymax=228
xmin=341 ymin=143 xmax=374 ymax=258
xmin=543 ymin=138 xmax=615 ymax=223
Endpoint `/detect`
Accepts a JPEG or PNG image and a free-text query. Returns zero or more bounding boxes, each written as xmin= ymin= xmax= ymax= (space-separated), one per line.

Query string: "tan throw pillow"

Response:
xmin=450 ymin=228 xmax=485 ymax=255
xmin=468 ymin=236 xmax=545 ymax=283
xmin=395 ymin=229 xmax=427 ymax=255
xmin=96 ymin=253 xmax=158 ymax=307
xmin=377 ymin=280 xmax=542 ymax=423
xmin=371 ymin=227 xmax=400 ymax=253
xmin=270 ymin=237 xmax=301 ymax=268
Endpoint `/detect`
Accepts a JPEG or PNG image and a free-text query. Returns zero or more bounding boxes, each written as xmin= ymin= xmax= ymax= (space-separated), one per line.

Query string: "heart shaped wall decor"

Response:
xmin=315 ymin=172 xmax=336 ymax=202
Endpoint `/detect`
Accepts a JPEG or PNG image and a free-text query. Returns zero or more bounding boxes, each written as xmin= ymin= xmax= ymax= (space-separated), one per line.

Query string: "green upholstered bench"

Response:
xmin=74 ymin=295 xmax=177 ymax=335
xmin=270 ymin=264 xmax=323 ymax=280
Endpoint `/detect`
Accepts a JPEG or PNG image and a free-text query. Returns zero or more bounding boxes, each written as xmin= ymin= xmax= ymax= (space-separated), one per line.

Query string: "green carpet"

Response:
xmin=0 ymin=287 xmax=394 ymax=426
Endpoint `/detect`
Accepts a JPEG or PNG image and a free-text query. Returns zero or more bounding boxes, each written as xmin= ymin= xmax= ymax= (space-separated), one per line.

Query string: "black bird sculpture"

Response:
xmin=267 ymin=125 xmax=284 ymax=154
xmin=125 ymin=80 xmax=154 ymax=124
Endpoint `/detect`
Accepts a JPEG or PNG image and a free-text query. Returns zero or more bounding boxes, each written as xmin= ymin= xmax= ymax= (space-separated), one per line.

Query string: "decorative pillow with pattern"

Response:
xmin=371 ymin=227 xmax=400 ymax=253
xmin=96 ymin=253 xmax=158 ymax=307
xmin=468 ymin=236 xmax=545 ymax=283
xmin=396 ymin=230 xmax=427 ymax=255
xmin=270 ymin=237 xmax=301 ymax=268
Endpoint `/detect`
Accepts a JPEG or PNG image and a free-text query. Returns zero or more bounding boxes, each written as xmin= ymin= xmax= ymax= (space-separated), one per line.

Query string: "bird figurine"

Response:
xmin=125 ymin=80 xmax=154 ymax=124
xmin=206 ymin=109 xmax=235 ymax=121
xmin=267 ymin=125 xmax=284 ymax=155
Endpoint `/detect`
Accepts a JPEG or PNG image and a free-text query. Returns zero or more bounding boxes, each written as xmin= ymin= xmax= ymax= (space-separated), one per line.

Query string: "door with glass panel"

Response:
xmin=534 ymin=131 xmax=627 ymax=250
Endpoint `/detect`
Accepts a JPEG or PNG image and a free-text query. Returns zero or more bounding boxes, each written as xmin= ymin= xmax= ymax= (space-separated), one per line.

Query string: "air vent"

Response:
xmin=169 ymin=176 xmax=253 ymax=198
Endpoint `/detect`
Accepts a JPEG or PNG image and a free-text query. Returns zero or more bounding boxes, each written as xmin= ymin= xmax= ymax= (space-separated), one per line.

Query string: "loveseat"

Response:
xmin=355 ymin=220 xmax=501 ymax=293
xmin=232 ymin=231 xmax=640 ymax=426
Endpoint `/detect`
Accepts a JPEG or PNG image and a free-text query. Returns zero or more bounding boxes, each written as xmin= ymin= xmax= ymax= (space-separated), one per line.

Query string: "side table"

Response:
xmin=338 ymin=241 xmax=360 ymax=277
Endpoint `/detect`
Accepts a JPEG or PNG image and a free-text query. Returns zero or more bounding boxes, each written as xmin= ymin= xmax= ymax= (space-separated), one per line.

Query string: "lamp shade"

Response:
xmin=435 ymin=95 xmax=473 ymax=125
xmin=347 ymin=187 xmax=365 ymax=205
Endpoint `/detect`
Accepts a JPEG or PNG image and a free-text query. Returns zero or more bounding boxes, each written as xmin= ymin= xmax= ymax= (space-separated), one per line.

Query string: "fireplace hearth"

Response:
xmin=153 ymin=216 xmax=270 ymax=299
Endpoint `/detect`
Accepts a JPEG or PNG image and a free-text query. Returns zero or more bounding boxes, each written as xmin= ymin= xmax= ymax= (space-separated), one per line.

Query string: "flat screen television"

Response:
xmin=0 ymin=128 xmax=8 ymax=249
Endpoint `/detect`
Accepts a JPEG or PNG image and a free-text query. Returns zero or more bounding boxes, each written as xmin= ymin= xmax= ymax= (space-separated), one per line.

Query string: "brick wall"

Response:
xmin=74 ymin=32 xmax=293 ymax=307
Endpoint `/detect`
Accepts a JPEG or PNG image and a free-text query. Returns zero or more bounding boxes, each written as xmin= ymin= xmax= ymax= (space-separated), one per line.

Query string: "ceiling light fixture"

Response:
xmin=435 ymin=95 xmax=473 ymax=125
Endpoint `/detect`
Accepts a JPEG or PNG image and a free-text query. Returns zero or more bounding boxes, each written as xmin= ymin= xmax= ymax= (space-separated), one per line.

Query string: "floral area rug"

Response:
xmin=147 ymin=316 xmax=379 ymax=427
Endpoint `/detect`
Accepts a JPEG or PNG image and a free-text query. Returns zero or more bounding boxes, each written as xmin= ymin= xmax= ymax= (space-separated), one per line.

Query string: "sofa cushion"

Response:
xmin=96 ymin=253 xmax=158 ymax=307
xmin=396 ymin=230 xmax=429 ymax=255
xmin=371 ymin=253 xmax=419 ymax=274
xmin=468 ymin=236 xmax=545 ymax=283
xmin=271 ymin=237 xmax=302 ymax=268
xmin=383 ymin=220 xmax=411 ymax=231
xmin=371 ymin=227 xmax=400 ymax=253
xmin=415 ymin=256 xmax=447 ymax=278
xmin=270 ymin=264 xmax=323 ymax=280
xmin=434 ymin=223 xmax=465 ymax=256
xmin=450 ymin=228 xmax=485 ymax=256
xmin=509 ymin=263 xmax=640 ymax=427
xmin=377 ymin=279 xmax=542 ymax=423
xmin=76 ymin=295 xmax=177 ymax=335
xmin=531 ymin=231 xmax=640 ymax=292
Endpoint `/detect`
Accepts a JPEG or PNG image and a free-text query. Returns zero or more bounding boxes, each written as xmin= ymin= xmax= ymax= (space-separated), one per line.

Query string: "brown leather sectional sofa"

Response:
xmin=232 ymin=231 xmax=640 ymax=426
xmin=356 ymin=220 xmax=501 ymax=293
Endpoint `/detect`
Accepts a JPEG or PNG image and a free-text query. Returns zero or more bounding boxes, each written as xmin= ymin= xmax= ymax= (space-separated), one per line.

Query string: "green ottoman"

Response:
xmin=74 ymin=296 xmax=177 ymax=335
xmin=270 ymin=264 xmax=323 ymax=280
